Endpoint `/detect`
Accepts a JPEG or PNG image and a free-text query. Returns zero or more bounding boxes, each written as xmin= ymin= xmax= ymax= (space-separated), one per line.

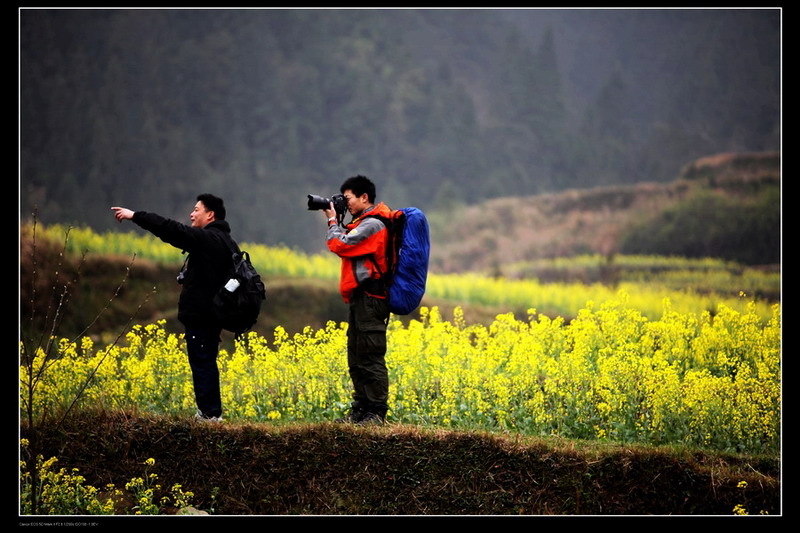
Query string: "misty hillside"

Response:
xmin=20 ymin=9 xmax=780 ymax=253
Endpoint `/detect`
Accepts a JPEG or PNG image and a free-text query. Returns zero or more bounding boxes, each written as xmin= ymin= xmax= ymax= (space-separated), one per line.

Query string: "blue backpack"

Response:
xmin=369 ymin=207 xmax=430 ymax=315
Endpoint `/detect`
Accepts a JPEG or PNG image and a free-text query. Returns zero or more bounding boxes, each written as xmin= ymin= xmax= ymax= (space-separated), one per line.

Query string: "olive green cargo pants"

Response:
xmin=347 ymin=291 xmax=390 ymax=418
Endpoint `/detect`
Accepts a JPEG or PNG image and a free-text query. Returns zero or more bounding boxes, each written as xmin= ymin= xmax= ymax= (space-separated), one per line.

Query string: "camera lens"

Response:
xmin=307 ymin=194 xmax=331 ymax=211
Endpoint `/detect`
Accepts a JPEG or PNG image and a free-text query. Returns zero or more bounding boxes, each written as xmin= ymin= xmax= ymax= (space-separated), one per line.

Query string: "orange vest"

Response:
xmin=327 ymin=202 xmax=392 ymax=302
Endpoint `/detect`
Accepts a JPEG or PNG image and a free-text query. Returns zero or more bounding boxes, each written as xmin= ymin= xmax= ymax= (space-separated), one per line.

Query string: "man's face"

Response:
xmin=190 ymin=201 xmax=215 ymax=228
xmin=342 ymin=189 xmax=370 ymax=216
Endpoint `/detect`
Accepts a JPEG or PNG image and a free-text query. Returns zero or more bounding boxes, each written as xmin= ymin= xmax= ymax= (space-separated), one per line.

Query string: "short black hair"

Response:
xmin=340 ymin=175 xmax=376 ymax=203
xmin=197 ymin=193 xmax=226 ymax=220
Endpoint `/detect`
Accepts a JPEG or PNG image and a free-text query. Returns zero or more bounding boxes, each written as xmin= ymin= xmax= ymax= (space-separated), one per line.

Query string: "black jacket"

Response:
xmin=132 ymin=211 xmax=235 ymax=329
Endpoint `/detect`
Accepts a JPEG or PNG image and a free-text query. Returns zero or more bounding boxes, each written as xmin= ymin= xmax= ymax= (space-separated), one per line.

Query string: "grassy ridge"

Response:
xmin=23 ymin=411 xmax=780 ymax=516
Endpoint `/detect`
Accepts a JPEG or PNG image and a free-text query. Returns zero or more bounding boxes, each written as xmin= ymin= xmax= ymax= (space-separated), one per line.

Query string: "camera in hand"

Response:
xmin=307 ymin=193 xmax=347 ymax=215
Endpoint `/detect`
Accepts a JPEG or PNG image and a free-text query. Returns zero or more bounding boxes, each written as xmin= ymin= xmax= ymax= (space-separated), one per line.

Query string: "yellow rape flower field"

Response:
xmin=21 ymin=294 xmax=781 ymax=455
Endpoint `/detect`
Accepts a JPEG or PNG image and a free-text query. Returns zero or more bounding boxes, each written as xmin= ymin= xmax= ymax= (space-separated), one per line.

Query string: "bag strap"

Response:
xmin=218 ymin=230 xmax=241 ymax=256
xmin=179 ymin=252 xmax=189 ymax=272
xmin=215 ymin=232 xmax=246 ymax=285
xmin=364 ymin=212 xmax=402 ymax=283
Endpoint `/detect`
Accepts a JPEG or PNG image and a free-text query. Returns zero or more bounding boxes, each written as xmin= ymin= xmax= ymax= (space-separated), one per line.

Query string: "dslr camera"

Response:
xmin=307 ymin=193 xmax=347 ymax=215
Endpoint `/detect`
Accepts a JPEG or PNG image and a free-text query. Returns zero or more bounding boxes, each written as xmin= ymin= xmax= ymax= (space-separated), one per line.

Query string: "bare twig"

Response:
xmin=70 ymin=253 xmax=138 ymax=343
xmin=56 ymin=282 xmax=157 ymax=429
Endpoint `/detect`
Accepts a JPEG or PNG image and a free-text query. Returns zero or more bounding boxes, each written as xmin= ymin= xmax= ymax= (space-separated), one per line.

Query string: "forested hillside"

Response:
xmin=20 ymin=9 xmax=780 ymax=253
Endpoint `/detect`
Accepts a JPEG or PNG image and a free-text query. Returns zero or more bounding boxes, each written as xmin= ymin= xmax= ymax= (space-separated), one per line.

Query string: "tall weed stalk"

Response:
xmin=19 ymin=211 xmax=154 ymax=513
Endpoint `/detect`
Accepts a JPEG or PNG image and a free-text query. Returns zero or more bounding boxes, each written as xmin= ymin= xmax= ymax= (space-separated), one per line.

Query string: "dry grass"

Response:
xmin=22 ymin=411 xmax=780 ymax=516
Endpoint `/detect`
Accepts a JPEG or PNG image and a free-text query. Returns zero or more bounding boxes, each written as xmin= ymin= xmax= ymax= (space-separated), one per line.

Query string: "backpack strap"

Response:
xmin=217 ymin=230 xmax=241 ymax=256
xmin=364 ymin=211 xmax=403 ymax=285
xmin=213 ymin=231 xmax=243 ymax=276
xmin=214 ymin=231 xmax=245 ymax=290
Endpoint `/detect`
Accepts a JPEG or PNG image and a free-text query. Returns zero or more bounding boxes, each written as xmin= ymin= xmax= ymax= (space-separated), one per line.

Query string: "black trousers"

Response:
xmin=347 ymin=292 xmax=390 ymax=415
xmin=185 ymin=327 xmax=223 ymax=418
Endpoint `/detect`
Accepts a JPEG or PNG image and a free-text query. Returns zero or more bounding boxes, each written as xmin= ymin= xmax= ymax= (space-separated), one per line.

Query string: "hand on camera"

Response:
xmin=323 ymin=202 xmax=336 ymax=221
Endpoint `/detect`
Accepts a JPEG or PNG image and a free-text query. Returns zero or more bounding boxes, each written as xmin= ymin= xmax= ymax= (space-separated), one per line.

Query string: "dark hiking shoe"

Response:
xmin=356 ymin=412 xmax=385 ymax=425
xmin=334 ymin=411 xmax=362 ymax=423
xmin=334 ymin=404 xmax=365 ymax=423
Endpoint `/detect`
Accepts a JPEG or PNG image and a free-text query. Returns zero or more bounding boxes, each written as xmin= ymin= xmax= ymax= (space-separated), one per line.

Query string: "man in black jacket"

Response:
xmin=112 ymin=194 xmax=232 ymax=421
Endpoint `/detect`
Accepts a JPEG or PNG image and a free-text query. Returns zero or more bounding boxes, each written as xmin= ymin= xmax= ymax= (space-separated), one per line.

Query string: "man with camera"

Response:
xmin=111 ymin=194 xmax=232 ymax=422
xmin=318 ymin=175 xmax=393 ymax=424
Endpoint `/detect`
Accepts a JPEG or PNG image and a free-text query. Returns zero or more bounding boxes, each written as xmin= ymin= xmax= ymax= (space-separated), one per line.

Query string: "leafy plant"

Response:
xmin=20 ymin=440 xmax=195 ymax=515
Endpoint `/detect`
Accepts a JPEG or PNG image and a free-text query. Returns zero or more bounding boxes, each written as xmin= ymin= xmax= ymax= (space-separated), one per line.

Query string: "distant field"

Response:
xmin=31 ymin=223 xmax=779 ymax=323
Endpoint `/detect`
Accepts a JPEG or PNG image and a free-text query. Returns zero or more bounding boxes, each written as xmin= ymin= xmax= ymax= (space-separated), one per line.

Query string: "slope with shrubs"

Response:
xmin=430 ymin=151 xmax=780 ymax=273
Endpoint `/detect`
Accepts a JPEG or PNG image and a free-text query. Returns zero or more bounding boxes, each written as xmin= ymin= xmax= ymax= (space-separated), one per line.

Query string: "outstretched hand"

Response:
xmin=111 ymin=206 xmax=134 ymax=222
